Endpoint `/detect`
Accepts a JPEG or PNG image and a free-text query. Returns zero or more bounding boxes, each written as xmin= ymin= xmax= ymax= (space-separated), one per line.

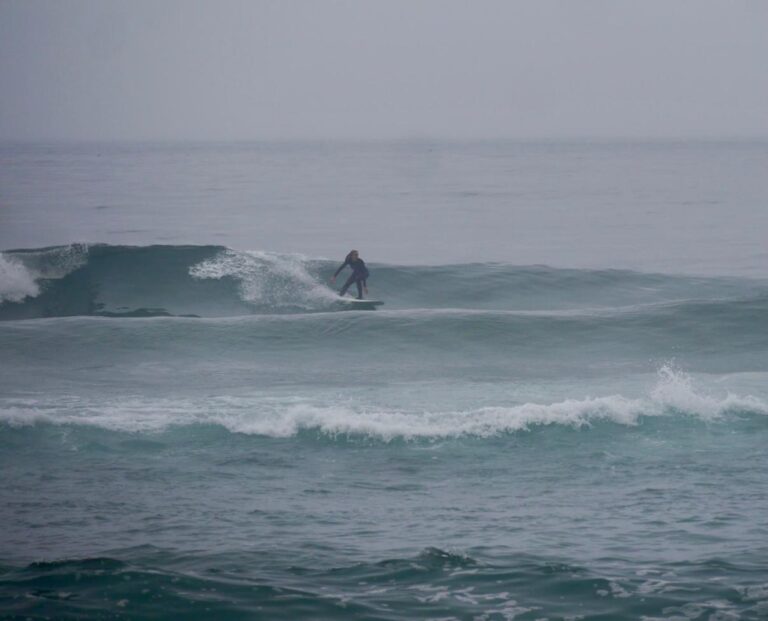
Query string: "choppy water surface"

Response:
xmin=2 ymin=142 xmax=768 ymax=620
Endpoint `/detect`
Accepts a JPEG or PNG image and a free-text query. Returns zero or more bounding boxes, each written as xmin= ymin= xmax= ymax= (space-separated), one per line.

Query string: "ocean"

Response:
xmin=1 ymin=141 xmax=768 ymax=620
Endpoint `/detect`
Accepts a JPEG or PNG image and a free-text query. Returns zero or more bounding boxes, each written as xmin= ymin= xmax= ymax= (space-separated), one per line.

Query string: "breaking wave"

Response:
xmin=1 ymin=243 xmax=764 ymax=320
xmin=1 ymin=367 xmax=765 ymax=440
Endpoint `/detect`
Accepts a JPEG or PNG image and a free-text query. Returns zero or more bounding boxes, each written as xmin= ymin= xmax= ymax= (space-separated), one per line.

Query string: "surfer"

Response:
xmin=330 ymin=250 xmax=369 ymax=299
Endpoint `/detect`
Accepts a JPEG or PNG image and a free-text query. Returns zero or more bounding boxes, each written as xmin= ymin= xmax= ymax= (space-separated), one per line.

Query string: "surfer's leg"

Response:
xmin=339 ymin=275 xmax=355 ymax=297
xmin=355 ymin=279 xmax=363 ymax=299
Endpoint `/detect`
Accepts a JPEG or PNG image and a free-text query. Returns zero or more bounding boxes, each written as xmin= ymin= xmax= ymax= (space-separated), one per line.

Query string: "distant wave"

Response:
xmin=2 ymin=367 xmax=765 ymax=439
xmin=0 ymin=243 xmax=764 ymax=320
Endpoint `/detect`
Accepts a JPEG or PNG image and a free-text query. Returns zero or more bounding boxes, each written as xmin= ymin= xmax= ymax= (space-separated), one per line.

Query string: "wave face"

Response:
xmin=1 ymin=243 xmax=765 ymax=320
xmin=0 ymin=244 xmax=251 ymax=319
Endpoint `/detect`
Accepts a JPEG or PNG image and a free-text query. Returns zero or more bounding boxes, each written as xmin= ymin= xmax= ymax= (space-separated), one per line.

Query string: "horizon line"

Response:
xmin=2 ymin=135 xmax=768 ymax=146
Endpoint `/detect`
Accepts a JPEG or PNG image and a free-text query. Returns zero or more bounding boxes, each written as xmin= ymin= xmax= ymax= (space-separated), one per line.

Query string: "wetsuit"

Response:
xmin=334 ymin=254 xmax=369 ymax=299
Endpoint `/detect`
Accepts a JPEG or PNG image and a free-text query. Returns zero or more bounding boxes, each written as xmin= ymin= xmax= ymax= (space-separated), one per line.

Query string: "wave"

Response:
xmin=2 ymin=367 xmax=765 ymax=439
xmin=3 ymin=546 xmax=767 ymax=620
xmin=1 ymin=243 xmax=763 ymax=320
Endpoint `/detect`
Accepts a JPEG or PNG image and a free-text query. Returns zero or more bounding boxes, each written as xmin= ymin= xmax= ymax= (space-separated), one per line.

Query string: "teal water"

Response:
xmin=2 ymin=143 xmax=768 ymax=620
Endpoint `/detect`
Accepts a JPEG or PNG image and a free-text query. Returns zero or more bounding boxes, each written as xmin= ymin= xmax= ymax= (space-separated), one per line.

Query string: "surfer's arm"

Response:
xmin=331 ymin=260 xmax=349 ymax=282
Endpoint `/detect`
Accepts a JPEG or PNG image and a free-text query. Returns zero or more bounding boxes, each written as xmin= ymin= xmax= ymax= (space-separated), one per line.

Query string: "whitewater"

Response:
xmin=2 ymin=141 xmax=768 ymax=620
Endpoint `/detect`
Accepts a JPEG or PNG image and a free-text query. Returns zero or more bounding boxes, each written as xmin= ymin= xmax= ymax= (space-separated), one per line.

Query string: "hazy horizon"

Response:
xmin=2 ymin=0 xmax=767 ymax=142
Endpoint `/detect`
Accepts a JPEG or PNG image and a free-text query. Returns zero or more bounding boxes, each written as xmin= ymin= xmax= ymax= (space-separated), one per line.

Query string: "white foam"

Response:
xmin=0 ymin=254 xmax=39 ymax=303
xmin=0 ymin=245 xmax=89 ymax=304
xmin=2 ymin=368 xmax=766 ymax=439
xmin=651 ymin=363 xmax=767 ymax=420
xmin=208 ymin=395 xmax=649 ymax=440
xmin=189 ymin=249 xmax=338 ymax=309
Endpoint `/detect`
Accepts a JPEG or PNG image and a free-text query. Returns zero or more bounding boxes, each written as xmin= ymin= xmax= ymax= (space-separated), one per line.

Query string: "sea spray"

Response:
xmin=189 ymin=248 xmax=340 ymax=310
xmin=0 ymin=253 xmax=39 ymax=303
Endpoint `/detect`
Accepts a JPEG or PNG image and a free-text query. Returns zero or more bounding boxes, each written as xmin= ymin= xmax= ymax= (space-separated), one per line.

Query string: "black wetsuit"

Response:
xmin=334 ymin=254 xmax=369 ymax=299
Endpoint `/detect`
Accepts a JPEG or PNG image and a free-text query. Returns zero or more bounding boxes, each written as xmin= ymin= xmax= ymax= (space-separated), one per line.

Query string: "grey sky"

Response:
xmin=1 ymin=0 xmax=766 ymax=141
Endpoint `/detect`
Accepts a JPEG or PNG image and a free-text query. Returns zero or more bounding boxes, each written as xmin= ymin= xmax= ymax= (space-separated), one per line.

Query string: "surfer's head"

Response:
xmin=349 ymin=250 xmax=359 ymax=260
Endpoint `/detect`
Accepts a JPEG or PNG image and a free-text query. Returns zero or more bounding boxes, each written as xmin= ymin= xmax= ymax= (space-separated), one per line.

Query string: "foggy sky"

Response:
xmin=1 ymin=0 xmax=767 ymax=141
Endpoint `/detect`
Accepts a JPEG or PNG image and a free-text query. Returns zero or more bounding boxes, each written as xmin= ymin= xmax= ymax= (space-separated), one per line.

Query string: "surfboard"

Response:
xmin=337 ymin=299 xmax=384 ymax=311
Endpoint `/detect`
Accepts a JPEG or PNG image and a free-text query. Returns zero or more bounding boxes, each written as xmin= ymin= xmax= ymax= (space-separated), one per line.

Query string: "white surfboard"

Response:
xmin=338 ymin=298 xmax=384 ymax=310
